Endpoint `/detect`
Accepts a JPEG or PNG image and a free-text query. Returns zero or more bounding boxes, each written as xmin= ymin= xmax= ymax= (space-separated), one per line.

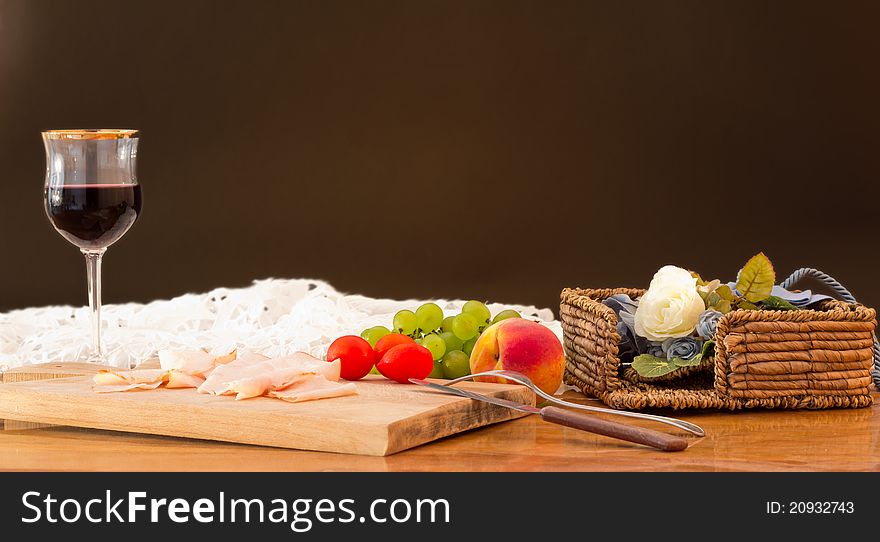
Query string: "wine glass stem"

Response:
xmin=82 ymin=248 xmax=106 ymax=362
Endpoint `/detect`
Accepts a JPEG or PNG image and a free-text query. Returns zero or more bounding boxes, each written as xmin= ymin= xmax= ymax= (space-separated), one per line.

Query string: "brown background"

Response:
xmin=0 ymin=0 xmax=877 ymax=315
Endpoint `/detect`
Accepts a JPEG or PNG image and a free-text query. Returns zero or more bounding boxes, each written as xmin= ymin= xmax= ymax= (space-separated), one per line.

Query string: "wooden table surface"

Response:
xmin=1 ymin=388 xmax=877 ymax=472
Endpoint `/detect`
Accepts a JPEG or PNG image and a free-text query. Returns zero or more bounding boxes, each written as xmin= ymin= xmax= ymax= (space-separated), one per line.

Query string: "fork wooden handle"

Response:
xmin=540 ymin=406 xmax=689 ymax=452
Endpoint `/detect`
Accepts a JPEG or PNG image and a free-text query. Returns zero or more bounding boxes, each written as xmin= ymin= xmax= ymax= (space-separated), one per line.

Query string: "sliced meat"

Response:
xmin=92 ymin=368 xmax=168 ymax=392
xmin=158 ymin=348 xmax=237 ymax=376
xmin=226 ymin=356 xmax=341 ymax=400
xmin=90 ymin=349 xmax=358 ymax=404
xmin=93 ymin=381 xmax=165 ymax=393
xmin=269 ymin=375 xmax=357 ymax=403
xmin=197 ymin=352 xmax=270 ymax=396
xmin=166 ymin=371 xmax=206 ymax=389
xmin=93 ymin=368 xmax=167 ymax=384
xmin=92 ymin=371 xmax=129 ymax=387
xmin=198 ymin=352 xmax=342 ymax=400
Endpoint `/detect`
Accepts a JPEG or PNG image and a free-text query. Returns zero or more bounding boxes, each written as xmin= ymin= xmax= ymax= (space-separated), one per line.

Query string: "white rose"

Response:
xmin=634 ymin=265 xmax=706 ymax=341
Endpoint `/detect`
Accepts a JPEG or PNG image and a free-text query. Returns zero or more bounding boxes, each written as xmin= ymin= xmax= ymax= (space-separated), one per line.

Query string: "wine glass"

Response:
xmin=43 ymin=129 xmax=142 ymax=364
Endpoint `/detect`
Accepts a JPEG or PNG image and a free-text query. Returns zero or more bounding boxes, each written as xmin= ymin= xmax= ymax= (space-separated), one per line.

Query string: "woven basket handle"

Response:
xmin=781 ymin=267 xmax=880 ymax=386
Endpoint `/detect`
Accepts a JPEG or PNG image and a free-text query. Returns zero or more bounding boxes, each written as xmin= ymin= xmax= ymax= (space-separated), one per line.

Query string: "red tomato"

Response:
xmin=377 ymin=343 xmax=434 ymax=384
xmin=373 ymin=333 xmax=415 ymax=362
xmin=327 ymin=335 xmax=376 ymax=381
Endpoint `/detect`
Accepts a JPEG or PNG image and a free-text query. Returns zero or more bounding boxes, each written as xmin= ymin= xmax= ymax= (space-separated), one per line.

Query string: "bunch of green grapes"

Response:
xmin=360 ymin=301 xmax=521 ymax=380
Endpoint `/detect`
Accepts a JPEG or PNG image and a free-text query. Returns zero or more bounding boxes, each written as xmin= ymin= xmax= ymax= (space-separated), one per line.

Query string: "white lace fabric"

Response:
xmin=0 ymin=278 xmax=562 ymax=370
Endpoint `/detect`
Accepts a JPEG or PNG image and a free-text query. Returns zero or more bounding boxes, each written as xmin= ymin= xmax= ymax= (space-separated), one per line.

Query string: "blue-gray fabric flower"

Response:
xmin=603 ymin=294 xmax=647 ymax=360
xmin=646 ymin=341 xmax=665 ymax=359
xmin=696 ymin=310 xmax=723 ymax=339
xmin=662 ymin=336 xmax=703 ymax=361
xmin=603 ymin=294 xmax=639 ymax=317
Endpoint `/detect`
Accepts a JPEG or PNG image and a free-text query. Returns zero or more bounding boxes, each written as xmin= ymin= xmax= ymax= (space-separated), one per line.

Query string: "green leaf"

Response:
xmin=736 ymin=252 xmax=776 ymax=302
xmin=716 ymin=284 xmax=735 ymax=301
xmin=632 ymin=354 xmax=679 ymax=378
xmin=705 ymin=291 xmax=721 ymax=307
xmin=701 ymin=339 xmax=716 ymax=358
xmin=712 ymin=299 xmax=732 ymax=314
xmin=737 ymin=300 xmax=760 ymax=310
xmin=761 ymin=295 xmax=799 ymax=311
xmin=672 ymin=353 xmax=703 ymax=367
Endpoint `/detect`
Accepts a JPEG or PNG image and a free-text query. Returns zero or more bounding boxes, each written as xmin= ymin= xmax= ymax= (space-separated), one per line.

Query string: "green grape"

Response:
xmin=442 ymin=350 xmax=471 ymax=379
xmin=369 ymin=364 xmax=381 ymax=375
xmin=393 ymin=310 xmax=418 ymax=335
xmin=462 ymin=300 xmax=491 ymax=327
xmin=492 ymin=309 xmax=521 ymax=324
xmin=428 ymin=360 xmax=444 ymax=378
xmin=441 ymin=316 xmax=456 ymax=333
xmin=415 ymin=303 xmax=444 ymax=332
xmin=360 ymin=325 xmax=391 ymax=347
xmin=439 ymin=331 xmax=463 ymax=353
xmin=420 ymin=333 xmax=447 ymax=361
xmin=452 ymin=313 xmax=478 ymax=340
xmin=463 ymin=336 xmax=479 ymax=356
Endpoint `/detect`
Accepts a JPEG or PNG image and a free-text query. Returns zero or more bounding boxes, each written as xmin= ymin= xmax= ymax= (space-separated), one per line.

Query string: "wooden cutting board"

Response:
xmin=0 ymin=363 xmax=534 ymax=456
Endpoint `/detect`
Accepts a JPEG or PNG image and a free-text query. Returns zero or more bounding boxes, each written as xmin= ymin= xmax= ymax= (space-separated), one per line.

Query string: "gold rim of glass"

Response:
xmin=42 ymin=129 xmax=138 ymax=140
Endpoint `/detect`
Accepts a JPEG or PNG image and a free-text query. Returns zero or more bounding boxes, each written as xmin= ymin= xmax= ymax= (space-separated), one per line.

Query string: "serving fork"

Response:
xmin=446 ymin=369 xmax=705 ymax=437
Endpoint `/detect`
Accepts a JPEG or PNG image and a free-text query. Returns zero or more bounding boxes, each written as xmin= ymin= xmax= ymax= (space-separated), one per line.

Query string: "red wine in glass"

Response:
xmin=45 ymin=184 xmax=142 ymax=250
xmin=42 ymin=129 xmax=141 ymax=365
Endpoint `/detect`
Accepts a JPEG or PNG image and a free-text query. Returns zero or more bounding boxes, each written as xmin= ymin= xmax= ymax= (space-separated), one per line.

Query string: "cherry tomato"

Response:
xmin=377 ymin=343 xmax=434 ymax=384
xmin=373 ymin=333 xmax=415 ymax=362
xmin=327 ymin=335 xmax=376 ymax=381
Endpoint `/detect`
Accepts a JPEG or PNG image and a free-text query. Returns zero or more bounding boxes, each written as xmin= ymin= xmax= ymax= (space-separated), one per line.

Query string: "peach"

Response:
xmin=469 ymin=318 xmax=564 ymax=395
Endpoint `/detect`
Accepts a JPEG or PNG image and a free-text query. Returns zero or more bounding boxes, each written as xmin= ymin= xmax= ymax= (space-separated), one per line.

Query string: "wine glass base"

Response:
xmin=82 ymin=352 xmax=109 ymax=366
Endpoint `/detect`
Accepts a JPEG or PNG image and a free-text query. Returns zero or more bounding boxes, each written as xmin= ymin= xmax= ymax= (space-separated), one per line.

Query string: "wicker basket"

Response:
xmin=561 ymin=276 xmax=879 ymax=410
